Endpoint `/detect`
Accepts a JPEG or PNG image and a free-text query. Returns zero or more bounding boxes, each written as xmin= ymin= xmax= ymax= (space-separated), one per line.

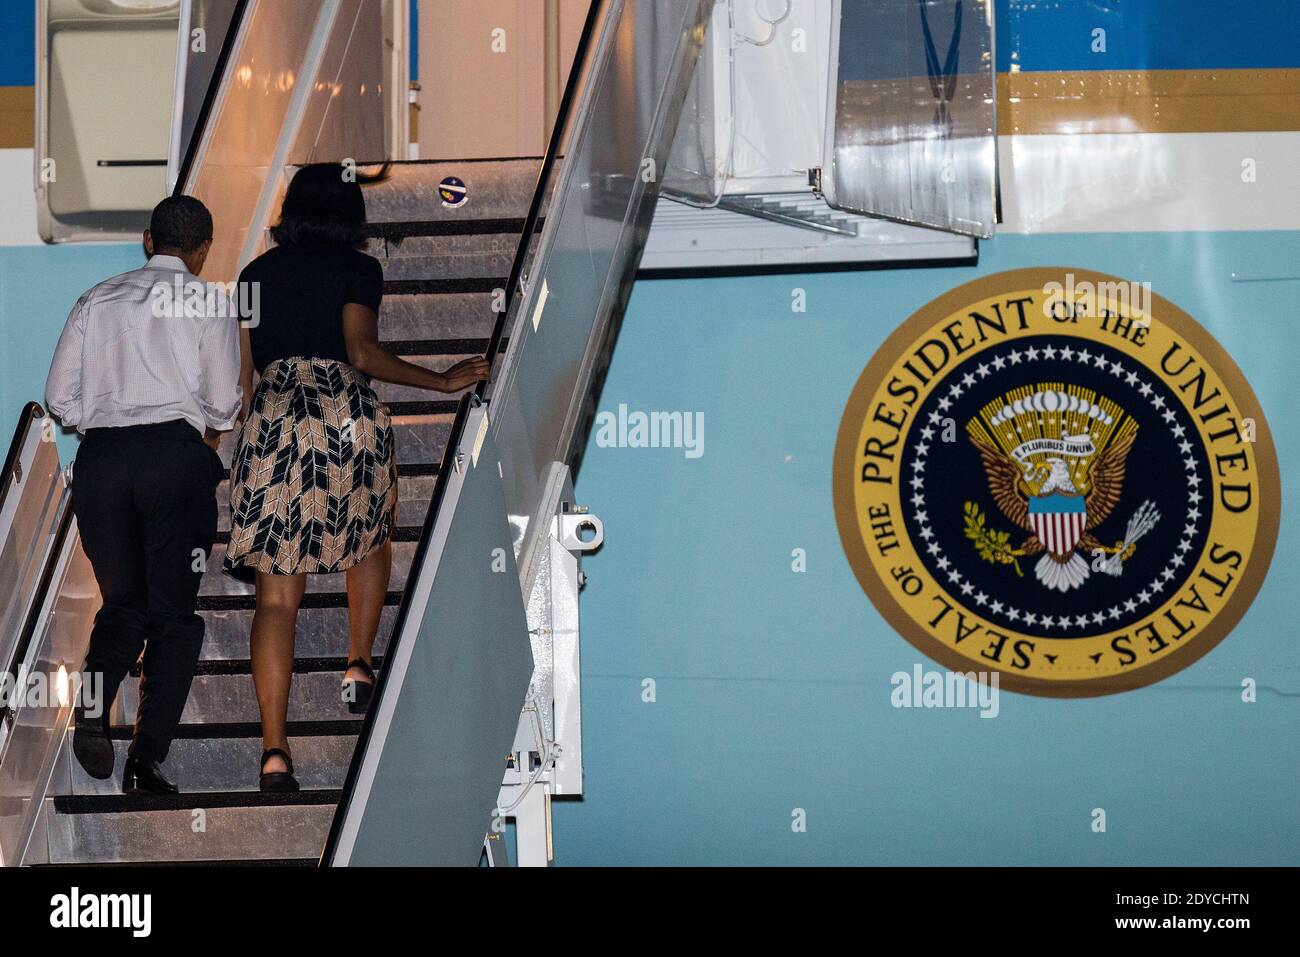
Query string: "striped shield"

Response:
xmin=1028 ymin=493 xmax=1087 ymax=555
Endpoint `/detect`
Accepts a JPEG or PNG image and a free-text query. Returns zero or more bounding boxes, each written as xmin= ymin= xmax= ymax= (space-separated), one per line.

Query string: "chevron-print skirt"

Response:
xmin=224 ymin=357 xmax=397 ymax=577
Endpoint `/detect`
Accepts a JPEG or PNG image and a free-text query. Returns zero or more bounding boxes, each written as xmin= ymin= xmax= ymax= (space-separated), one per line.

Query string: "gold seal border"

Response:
xmin=832 ymin=267 xmax=1282 ymax=697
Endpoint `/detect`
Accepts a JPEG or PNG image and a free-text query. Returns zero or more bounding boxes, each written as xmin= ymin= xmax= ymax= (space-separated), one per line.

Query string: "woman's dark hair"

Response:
xmin=269 ymin=162 xmax=389 ymax=248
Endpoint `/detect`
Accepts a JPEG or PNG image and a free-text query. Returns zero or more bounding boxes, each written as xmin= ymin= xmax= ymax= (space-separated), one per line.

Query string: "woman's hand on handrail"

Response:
xmin=344 ymin=304 xmax=489 ymax=394
xmin=438 ymin=357 xmax=490 ymax=393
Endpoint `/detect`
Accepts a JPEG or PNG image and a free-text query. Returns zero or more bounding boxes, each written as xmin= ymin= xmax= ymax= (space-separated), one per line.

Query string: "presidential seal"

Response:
xmin=833 ymin=268 xmax=1279 ymax=696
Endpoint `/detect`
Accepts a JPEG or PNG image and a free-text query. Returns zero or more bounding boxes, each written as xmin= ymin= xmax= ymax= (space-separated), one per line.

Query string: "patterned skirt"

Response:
xmin=224 ymin=357 xmax=397 ymax=577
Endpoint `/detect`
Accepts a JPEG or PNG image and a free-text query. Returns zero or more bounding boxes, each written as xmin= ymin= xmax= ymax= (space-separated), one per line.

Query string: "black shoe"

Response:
xmin=343 ymin=658 xmax=376 ymax=715
xmin=122 ymin=756 xmax=178 ymax=794
xmin=259 ymin=748 xmax=299 ymax=792
xmin=71 ymin=705 xmax=114 ymax=780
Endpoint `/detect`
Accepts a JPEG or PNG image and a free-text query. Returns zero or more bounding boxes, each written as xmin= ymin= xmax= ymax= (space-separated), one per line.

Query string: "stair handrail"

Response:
xmin=171 ymin=0 xmax=251 ymax=199
xmin=0 ymin=402 xmax=54 ymax=717
xmin=0 ymin=400 xmax=76 ymax=801
xmin=0 ymin=506 xmax=75 ymax=752
xmin=0 ymin=402 xmax=46 ymax=524
xmin=321 ymin=0 xmax=612 ymax=866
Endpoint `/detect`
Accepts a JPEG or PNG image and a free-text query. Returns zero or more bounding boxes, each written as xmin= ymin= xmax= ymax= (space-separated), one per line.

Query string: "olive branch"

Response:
xmin=962 ymin=501 xmax=1026 ymax=577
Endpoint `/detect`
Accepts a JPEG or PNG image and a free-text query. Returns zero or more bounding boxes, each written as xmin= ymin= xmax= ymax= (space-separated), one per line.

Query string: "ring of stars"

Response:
xmin=907 ymin=342 xmax=1206 ymax=634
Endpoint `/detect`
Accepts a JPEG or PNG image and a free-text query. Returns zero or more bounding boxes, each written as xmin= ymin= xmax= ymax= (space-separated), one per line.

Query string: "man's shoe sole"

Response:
xmin=72 ymin=723 xmax=115 ymax=780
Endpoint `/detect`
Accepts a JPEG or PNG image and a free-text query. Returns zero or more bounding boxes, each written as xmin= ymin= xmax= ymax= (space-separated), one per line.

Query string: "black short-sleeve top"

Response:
xmin=239 ymin=243 xmax=383 ymax=374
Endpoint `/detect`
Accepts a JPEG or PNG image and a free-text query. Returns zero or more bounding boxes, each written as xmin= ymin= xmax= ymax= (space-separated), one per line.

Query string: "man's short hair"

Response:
xmin=149 ymin=195 xmax=213 ymax=253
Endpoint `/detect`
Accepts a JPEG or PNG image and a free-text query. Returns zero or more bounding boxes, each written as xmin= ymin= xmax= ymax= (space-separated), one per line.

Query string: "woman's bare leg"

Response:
xmin=344 ymin=538 xmax=392 ymax=685
xmin=251 ymin=572 xmax=306 ymax=774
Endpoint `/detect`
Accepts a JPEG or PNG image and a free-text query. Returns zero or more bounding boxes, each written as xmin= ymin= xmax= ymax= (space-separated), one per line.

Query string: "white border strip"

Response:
xmin=165 ymin=0 xmax=194 ymax=195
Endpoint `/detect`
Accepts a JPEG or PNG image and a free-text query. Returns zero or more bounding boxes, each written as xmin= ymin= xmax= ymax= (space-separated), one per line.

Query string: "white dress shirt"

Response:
xmin=45 ymin=255 xmax=242 ymax=436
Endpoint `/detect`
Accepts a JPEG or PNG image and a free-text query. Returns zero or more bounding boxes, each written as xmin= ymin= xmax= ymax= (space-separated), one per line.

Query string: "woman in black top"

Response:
xmin=224 ymin=163 xmax=487 ymax=792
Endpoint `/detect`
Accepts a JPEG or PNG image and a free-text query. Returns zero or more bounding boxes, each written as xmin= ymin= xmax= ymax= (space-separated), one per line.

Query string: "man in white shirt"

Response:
xmin=45 ymin=195 xmax=241 ymax=794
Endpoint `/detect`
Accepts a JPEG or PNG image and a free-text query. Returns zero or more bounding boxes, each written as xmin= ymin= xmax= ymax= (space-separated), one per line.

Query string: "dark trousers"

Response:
xmin=72 ymin=419 xmax=224 ymax=763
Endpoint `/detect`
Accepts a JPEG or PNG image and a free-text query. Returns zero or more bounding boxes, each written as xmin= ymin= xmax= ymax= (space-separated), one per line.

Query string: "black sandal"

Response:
xmin=259 ymin=748 xmax=299 ymax=793
xmin=343 ymin=658 xmax=376 ymax=715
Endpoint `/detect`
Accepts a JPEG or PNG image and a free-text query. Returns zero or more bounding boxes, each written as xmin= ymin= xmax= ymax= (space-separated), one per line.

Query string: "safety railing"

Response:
xmin=169 ymin=0 xmax=249 ymax=197
xmin=323 ymin=0 xmax=716 ymax=865
xmin=319 ymin=0 xmax=607 ymax=868
xmin=165 ymin=0 xmax=714 ymax=864
xmin=0 ymin=404 xmax=96 ymax=867
xmin=0 ymin=404 xmax=62 ymax=732
xmin=0 ymin=405 xmax=62 ymax=738
xmin=172 ymin=0 xmax=387 ymax=283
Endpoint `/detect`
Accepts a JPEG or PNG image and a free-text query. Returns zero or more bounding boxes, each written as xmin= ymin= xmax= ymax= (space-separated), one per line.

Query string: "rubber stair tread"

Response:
xmin=382 ymin=336 xmax=506 ymax=355
xmin=197 ymin=591 xmax=403 ymax=611
xmin=388 ymin=399 xmax=460 ymax=415
xmin=383 ymin=276 xmax=507 ymax=295
xmin=129 ymin=656 xmax=383 ymax=678
xmin=362 ymin=217 xmax=537 ymax=238
xmin=105 ymin=720 xmax=363 ymax=740
xmin=53 ymin=789 xmax=342 ymax=814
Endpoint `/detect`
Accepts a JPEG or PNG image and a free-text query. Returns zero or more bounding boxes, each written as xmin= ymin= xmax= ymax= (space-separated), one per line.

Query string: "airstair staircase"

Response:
xmin=34 ymin=160 xmax=539 ymax=865
xmin=0 ymin=0 xmax=714 ymax=866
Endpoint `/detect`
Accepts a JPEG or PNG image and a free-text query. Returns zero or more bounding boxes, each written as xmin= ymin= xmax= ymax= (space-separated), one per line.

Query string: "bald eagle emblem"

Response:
xmin=963 ymin=384 xmax=1161 ymax=592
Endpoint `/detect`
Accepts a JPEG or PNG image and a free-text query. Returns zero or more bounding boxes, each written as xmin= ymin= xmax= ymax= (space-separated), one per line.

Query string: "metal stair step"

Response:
xmin=361 ymin=158 xmax=542 ymax=223
xmin=42 ymin=793 xmax=338 ymax=863
xmin=405 ymin=488 xmax=441 ymax=525
xmin=114 ymin=671 xmax=364 ymax=725
xmin=373 ymin=232 xmax=519 ymax=282
xmin=199 ymin=606 xmax=397 ymax=661
xmin=66 ymin=726 xmax=361 ymax=795
xmin=379 ymin=291 xmax=500 ymax=341
xmin=382 ymin=255 xmax=513 ymax=282
xmin=391 ymin=412 xmax=455 ymax=465
xmin=198 ymin=542 xmax=416 ymax=596
xmin=218 ymin=413 xmax=455 ymax=467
